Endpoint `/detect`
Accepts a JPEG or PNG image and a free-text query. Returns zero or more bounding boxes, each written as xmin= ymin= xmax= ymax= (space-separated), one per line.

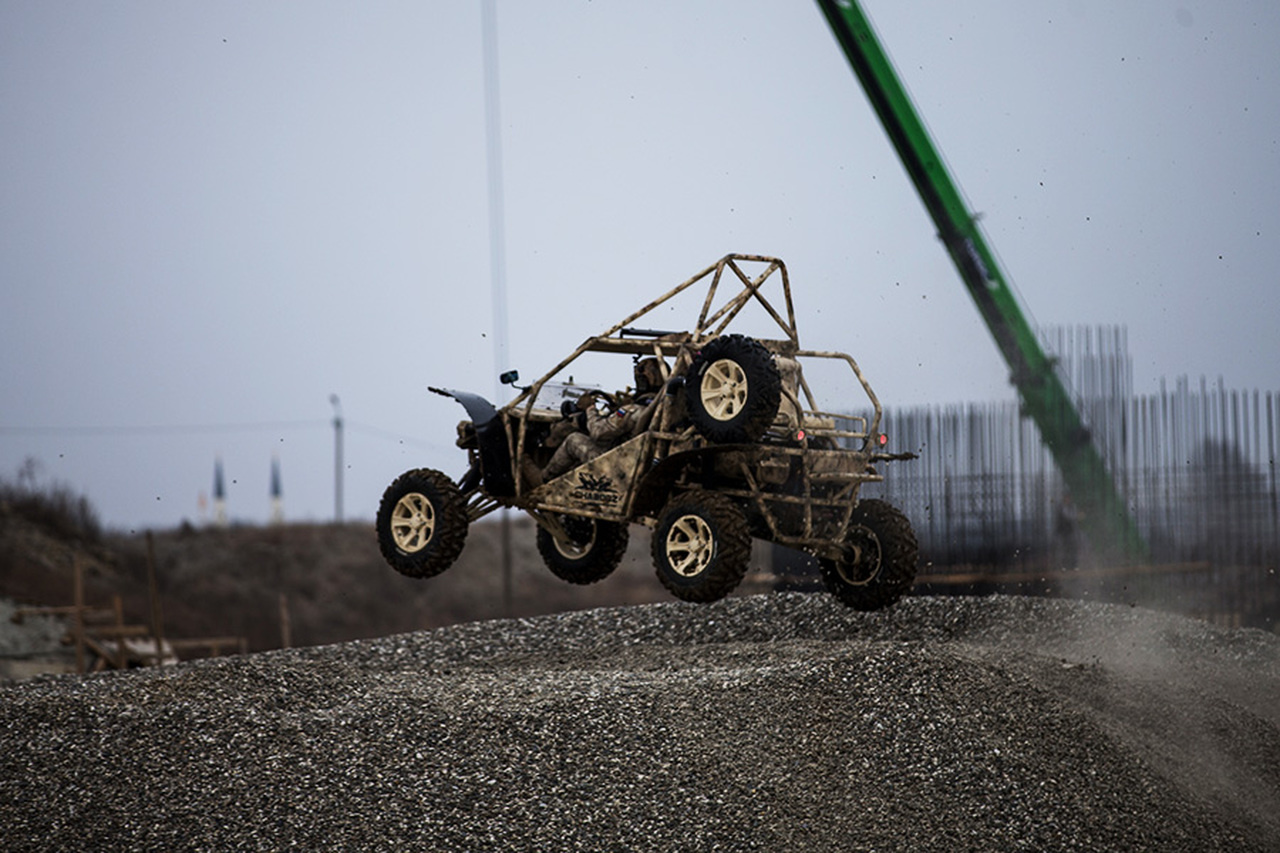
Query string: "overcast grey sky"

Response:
xmin=2 ymin=1 xmax=1277 ymax=531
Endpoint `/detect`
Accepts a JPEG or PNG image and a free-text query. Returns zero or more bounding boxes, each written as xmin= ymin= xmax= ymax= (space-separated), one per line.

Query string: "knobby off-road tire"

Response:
xmin=686 ymin=334 xmax=782 ymax=444
xmin=535 ymin=515 xmax=629 ymax=585
xmin=652 ymin=492 xmax=752 ymax=603
xmin=820 ymin=499 xmax=918 ymax=611
xmin=376 ymin=468 xmax=469 ymax=579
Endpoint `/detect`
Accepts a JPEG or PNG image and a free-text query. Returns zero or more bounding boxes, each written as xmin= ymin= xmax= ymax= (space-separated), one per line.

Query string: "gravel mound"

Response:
xmin=3 ymin=594 xmax=1279 ymax=852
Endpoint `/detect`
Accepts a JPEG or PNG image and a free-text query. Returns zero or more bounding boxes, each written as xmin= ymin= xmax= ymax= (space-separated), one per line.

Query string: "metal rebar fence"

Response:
xmin=858 ymin=326 xmax=1278 ymax=628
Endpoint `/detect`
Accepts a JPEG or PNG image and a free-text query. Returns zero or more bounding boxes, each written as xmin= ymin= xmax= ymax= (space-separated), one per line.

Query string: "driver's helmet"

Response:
xmin=633 ymin=357 xmax=665 ymax=397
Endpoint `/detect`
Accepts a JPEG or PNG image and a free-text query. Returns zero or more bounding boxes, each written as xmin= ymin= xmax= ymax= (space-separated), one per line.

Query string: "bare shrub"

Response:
xmin=0 ymin=458 xmax=101 ymax=544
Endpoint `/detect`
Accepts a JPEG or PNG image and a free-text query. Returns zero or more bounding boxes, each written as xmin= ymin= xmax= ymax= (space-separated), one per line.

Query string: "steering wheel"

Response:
xmin=560 ymin=391 xmax=619 ymax=420
xmin=592 ymin=391 xmax=619 ymax=414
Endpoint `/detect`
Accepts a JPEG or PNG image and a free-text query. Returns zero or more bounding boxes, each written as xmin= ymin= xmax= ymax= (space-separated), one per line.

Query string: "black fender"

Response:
xmin=430 ymin=387 xmax=515 ymax=497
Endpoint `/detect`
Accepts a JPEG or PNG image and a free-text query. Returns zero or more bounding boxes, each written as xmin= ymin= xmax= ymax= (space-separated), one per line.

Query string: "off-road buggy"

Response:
xmin=376 ymin=254 xmax=919 ymax=610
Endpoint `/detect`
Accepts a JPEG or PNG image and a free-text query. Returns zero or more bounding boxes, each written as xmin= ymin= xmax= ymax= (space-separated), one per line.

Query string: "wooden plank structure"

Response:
xmin=10 ymin=548 xmax=247 ymax=674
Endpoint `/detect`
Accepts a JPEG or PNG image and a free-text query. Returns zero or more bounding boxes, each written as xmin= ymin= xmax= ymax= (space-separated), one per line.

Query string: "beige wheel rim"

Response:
xmin=700 ymin=358 xmax=748 ymax=421
xmin=391 ymin=492 xmax=436 ymax=553
xmin=665 ymin=514 xmax=715 ymax=577
xmin=553 ymin=522 xmax=596 ymax=559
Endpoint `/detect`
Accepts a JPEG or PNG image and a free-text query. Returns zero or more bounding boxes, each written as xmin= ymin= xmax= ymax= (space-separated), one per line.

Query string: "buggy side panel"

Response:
xmin=526 ymin=435 xmax=652 ymax=521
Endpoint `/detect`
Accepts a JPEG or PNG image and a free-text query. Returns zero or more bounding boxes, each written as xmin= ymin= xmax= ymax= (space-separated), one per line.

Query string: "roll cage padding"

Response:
xmin=430 ymin=387 xmax=516 ymax=497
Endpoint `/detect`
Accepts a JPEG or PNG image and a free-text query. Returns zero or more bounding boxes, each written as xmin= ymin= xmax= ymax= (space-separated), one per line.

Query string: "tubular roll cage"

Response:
xmin=464 ymin=255 xmax=894 ymax=549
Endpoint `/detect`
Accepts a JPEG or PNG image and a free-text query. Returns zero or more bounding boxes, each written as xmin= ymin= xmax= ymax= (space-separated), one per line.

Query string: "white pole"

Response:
xmin=482 ymin=0 xmax=513 ymax=616
xmin=330 ymin=393 xmax=344 ymax=523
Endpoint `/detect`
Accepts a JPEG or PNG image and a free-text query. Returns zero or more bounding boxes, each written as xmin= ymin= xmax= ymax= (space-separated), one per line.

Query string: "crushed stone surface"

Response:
xmin=3 ymin=593 xmax=1279 ymax=852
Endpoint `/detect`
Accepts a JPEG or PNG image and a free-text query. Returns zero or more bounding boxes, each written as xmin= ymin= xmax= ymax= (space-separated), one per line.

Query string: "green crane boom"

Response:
xmin=816 ymin=0 xmax=1147 ymax=562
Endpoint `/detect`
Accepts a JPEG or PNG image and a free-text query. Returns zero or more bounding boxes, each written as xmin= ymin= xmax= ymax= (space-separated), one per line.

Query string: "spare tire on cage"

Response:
xmin=685 ymin=334 xmax=782 ymax=444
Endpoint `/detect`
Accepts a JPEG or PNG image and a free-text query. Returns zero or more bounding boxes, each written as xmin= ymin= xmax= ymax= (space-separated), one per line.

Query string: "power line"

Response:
xmin=346 ymin=421 xmax=443 ymax=452
xmin=0 ymin=419 xmax=446 ymax=452
xmin=0 ymin=420 xmax=324 ymax=437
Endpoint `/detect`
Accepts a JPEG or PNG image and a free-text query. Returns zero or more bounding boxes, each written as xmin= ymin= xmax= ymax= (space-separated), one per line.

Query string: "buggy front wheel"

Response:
xmin=651 ymin=492 xmax=752 ymax=603
xmin=376 ymin=468 xmax=469 ymax=579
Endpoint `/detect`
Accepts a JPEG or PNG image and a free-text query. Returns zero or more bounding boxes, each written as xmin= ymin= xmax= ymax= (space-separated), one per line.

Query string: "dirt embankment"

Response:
xmin=1 ymin=510 xmax=678 ymax=655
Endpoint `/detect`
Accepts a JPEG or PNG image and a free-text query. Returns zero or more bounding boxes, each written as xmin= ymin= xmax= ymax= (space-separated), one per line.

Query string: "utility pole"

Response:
xmin=213 ymin=457 xmax=227 ymax=528
xmin=330 ymin=394 xmax=344 ymax=523
xmin=482 ymin=0 xmax=513 ymax=616
xmin=269 ymin=454 xmax=283 ymax=525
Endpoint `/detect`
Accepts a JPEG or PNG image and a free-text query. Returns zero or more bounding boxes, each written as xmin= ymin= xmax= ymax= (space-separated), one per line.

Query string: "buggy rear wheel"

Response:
xmin=819 ymin=499 xmax=918 ymax=611
xmin=685 ymin=334 xmax=782 ymax=444
xmin=652 ymin=492 xmax=751 ymax=603
xmin=376 ymin=468 xmax=469 ymax=579
xmin=535 ymin=515 xmax=629 ymax=585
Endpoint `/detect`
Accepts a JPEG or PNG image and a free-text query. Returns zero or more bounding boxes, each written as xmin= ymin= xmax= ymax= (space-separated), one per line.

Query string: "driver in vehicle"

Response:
xmin=541 ymin=357 xmax=667 ymax=481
